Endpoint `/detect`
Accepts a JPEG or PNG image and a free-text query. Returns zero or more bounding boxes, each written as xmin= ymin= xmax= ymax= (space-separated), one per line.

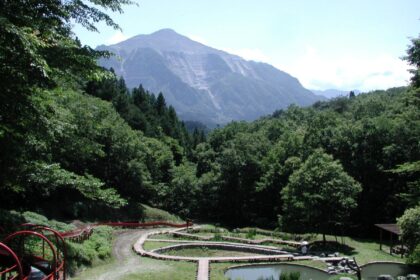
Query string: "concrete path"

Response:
xmin=196 ymin=259 xmax=209 ymax=280
xmin=171 ymin=230 xmax=303 ymax=247
xmin=70 ymin=228 xmax=167 ymax=280
xmin=133 ymin=227 xmax=333 ymax=279
xmin=148 ymin=238 xmax=291 ymax=251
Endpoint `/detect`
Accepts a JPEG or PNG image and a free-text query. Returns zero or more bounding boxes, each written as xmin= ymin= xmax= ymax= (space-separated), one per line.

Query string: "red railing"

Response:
xmin=0 ymin=242 xmax=23 ymax=280
xmin=23 ymin=225 xmax=67 ymax=280
xmin=60 ymin=221 xmax=191 ymax=243
xmin=3 ymin=230 xmax=58 ymax=280
xmin=0 ymin=220 xmax=192 ymax=279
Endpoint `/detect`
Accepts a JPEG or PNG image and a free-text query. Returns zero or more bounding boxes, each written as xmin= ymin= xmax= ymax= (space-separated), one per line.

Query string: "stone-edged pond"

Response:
xmin=224 ymin=262 xmax=420 ymax=280
xmin=225 ymin=263 xmax=329 ymax=280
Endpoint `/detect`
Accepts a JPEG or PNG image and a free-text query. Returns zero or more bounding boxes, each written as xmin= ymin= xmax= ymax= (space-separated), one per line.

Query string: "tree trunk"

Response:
xmin=323 ymin=233 xmax=326 ymax=246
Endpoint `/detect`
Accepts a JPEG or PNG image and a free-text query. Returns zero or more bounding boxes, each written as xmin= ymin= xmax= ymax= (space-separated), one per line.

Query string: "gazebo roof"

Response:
xmin=374 ymin=224 xmax=401 ymax=235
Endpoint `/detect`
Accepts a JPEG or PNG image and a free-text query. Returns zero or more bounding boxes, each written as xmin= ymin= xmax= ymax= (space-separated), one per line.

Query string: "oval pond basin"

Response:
xmin=225 ymin=262 xmax=420 ymax=280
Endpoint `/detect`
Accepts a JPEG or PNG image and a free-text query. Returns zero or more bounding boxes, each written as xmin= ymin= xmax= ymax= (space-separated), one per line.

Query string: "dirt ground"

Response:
xmin=71 ymin=228 xmax=172 ymax=280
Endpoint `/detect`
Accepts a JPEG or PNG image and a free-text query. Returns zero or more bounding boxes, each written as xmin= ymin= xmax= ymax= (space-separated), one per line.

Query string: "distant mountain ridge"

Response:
xmin=312 ymin=89 xmax=361 ymax=99
xmin=98 ymin=29 xmax=324 ymax=124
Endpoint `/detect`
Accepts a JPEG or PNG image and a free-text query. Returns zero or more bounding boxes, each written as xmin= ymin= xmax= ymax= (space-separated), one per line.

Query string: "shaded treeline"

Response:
xmin=0 ymin=0 xmax=418 ymax=240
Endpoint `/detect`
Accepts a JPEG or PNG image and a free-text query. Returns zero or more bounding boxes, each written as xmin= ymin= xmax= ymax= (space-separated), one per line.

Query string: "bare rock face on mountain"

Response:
xmin=98 ymin=29 xmax=324 ymax=125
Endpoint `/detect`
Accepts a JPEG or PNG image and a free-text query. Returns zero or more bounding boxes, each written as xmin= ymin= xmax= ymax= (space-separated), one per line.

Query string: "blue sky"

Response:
xmin=73 ymin=0 xmax=420 ymax=91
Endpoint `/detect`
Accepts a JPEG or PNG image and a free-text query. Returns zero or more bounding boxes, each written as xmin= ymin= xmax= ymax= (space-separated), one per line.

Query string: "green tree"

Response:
xmin=155 ymin=92 xmax=167 ymax=115
xmin=0 ymin=0 xmax=133 ymax=207
xmin=404 ymin=35 xmax=420 ymax=87
xmin=165 ymin=162 xmax=199 ymax=217
xmin=397 ymin=206 xmax=420 ymax=253
xmin=390 ymin=161 xmax=420 ymax=208
xmin=281 ymin=149 xmax=362 ymax=241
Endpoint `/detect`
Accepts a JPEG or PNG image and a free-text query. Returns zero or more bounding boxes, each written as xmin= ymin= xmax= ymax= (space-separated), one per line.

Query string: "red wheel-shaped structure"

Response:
xmin=0 ymin=242 xmax=23 ymax=280
xmin=18 ymin=225 xmax=67 ymax=280
xmin=3 ymin=230 xmax=59 ymax=280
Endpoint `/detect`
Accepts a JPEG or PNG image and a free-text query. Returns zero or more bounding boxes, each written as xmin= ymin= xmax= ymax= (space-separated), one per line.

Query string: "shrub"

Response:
xmin=66 ymin=226 xmax=114 ymax=274
xmin=246 ymin=228 xmax=257 ymax=239
xmin=398 ymin=206 xmax=420 ymax=252
xmin=407 ymin=244 xmax=420 ymax=266
xmin=22 ymin=211 xmax=75 ymax=231
xmin=213 ymin=232 xmax=222 ymax=241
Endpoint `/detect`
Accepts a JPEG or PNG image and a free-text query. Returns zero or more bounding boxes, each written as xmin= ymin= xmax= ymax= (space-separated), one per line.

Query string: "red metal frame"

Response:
xmin=20 ymin=225 xmax=67 ymax=280
xmin=0 ymin=242 xmax=23 ymax=280
xmin=3 ymin=230 xmax=58 ymax=280
xmin=0 ymin=220 xmax=192 ymax=280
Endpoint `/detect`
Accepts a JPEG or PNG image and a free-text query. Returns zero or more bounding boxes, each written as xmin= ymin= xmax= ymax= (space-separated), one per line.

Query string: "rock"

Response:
xmin=407 ymin=275 xmax=418 ymax=280
xmin=378 ymin=275 xmax=394 ymax=280
xmin=339 ymin=277 xmax=353 ymax=280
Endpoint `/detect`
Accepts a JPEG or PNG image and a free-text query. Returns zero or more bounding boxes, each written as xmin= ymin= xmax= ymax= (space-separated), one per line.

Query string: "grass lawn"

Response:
xmin=142 ymin=241 xmax=174 ymax=250
xmin=210 ymin=262 xmax=236 ymax=280
xmin=165 ymin=247 xmax=265 ymax=257
xmin=187 ymin=231 xmax=214 ymax=238
xmin=148 ymin=233 xmax=177 ymax=240
xmin=140 ymin=204 xmax=183 ymax=222
xmin=70 ymin=251 xmax=197 ymax=280
xmin=120 ymin=258 xmax=197 ymax=280
xmin=311 ymin=235 xmax=405 ymax=265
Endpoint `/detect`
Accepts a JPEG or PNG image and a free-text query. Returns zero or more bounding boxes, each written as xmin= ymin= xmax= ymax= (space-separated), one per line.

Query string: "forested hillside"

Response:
xmin=0 ymin=0 xmax=418 ymax=243
xmin=0 ymin=0 xmax=201 ymax=220
xmin=185 ymin=87 xmax=419 ymax=234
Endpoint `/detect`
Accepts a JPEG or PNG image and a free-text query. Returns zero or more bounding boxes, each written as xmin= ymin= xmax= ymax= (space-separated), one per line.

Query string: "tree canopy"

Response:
xmin=281 ymin=149 xmax=362 ymax=237
xmin=0 ymin=1 xmax=419 ymax=241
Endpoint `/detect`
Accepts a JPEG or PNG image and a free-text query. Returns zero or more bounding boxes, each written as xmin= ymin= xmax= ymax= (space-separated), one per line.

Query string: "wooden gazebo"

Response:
xmin=374 ymin=223 xmax=404 ymax=257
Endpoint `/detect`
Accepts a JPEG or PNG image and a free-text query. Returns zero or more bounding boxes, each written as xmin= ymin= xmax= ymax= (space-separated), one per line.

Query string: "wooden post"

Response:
xmin=379 ymin=229 xmax=382 ymax=251
xmin=390 ymin=232 xmax=393 ymax=255
xmin=401 ymin=236 xmax=404 ymax=258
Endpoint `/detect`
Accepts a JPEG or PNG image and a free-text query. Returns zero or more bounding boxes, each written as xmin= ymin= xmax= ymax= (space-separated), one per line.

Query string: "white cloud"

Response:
xmin=187 ymin=34 xmax=210 ymax=45
xmin=106 ymin=31 xmax=128 ymax=45
xmin=187 ymin=34 xmax=271 ymax=63
xmin=183 ymin=34 xmax=410 ymax=91
xmin=280 ymin=47 xmax=410 ymax=91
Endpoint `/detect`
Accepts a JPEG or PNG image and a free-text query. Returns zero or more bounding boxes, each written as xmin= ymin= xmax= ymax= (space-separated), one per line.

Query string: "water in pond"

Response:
xmin=225 ymin=262 xmax=420 ymax=280
xmin=361 ymin=262 xmax=420 ymax=279
xmin=224 ymin=264 xmax=329 ymax=280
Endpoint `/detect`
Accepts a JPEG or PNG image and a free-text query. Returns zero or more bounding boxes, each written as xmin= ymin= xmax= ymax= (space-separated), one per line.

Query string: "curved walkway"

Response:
xmin=172 ymin=231 xmax=303 ymax=247
xmin=133 ymin=227 xmax=316 ymax=280
xmin=70 ymin=228 xmax=170 ymax=280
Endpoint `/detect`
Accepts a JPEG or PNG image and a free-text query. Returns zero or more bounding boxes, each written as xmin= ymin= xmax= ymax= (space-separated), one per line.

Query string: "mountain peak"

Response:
xmin=109 ymin=28 xmax=219 ymax=55
xmin=150 ymin=28 xmax=178 ymax=36
xmin=99 ymin=29 xmax=323 ymax=124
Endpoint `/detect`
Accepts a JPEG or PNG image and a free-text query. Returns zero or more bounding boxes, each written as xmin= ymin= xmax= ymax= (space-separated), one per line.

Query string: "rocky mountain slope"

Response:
xmin=98 ymin=29 xmax=324 ymax=124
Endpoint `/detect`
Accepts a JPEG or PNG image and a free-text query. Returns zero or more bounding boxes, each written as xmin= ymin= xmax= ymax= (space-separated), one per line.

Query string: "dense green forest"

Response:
xmin=0 ymin=0 xmax=419 ymax=259
xmin=192 ymin=87 xmax=419 ymax=231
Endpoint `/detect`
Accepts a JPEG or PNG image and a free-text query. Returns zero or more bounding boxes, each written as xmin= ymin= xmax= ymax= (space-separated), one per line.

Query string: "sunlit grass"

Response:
xmin=310 ymin=234 xmax=404 ymax=265
xmin=164 ymin=247 xmax=265 ymax=258
xmin=142 ymin=241 xmax=174 ymax=251
xmin=120 ymin=258 xmax=197 ymax=280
